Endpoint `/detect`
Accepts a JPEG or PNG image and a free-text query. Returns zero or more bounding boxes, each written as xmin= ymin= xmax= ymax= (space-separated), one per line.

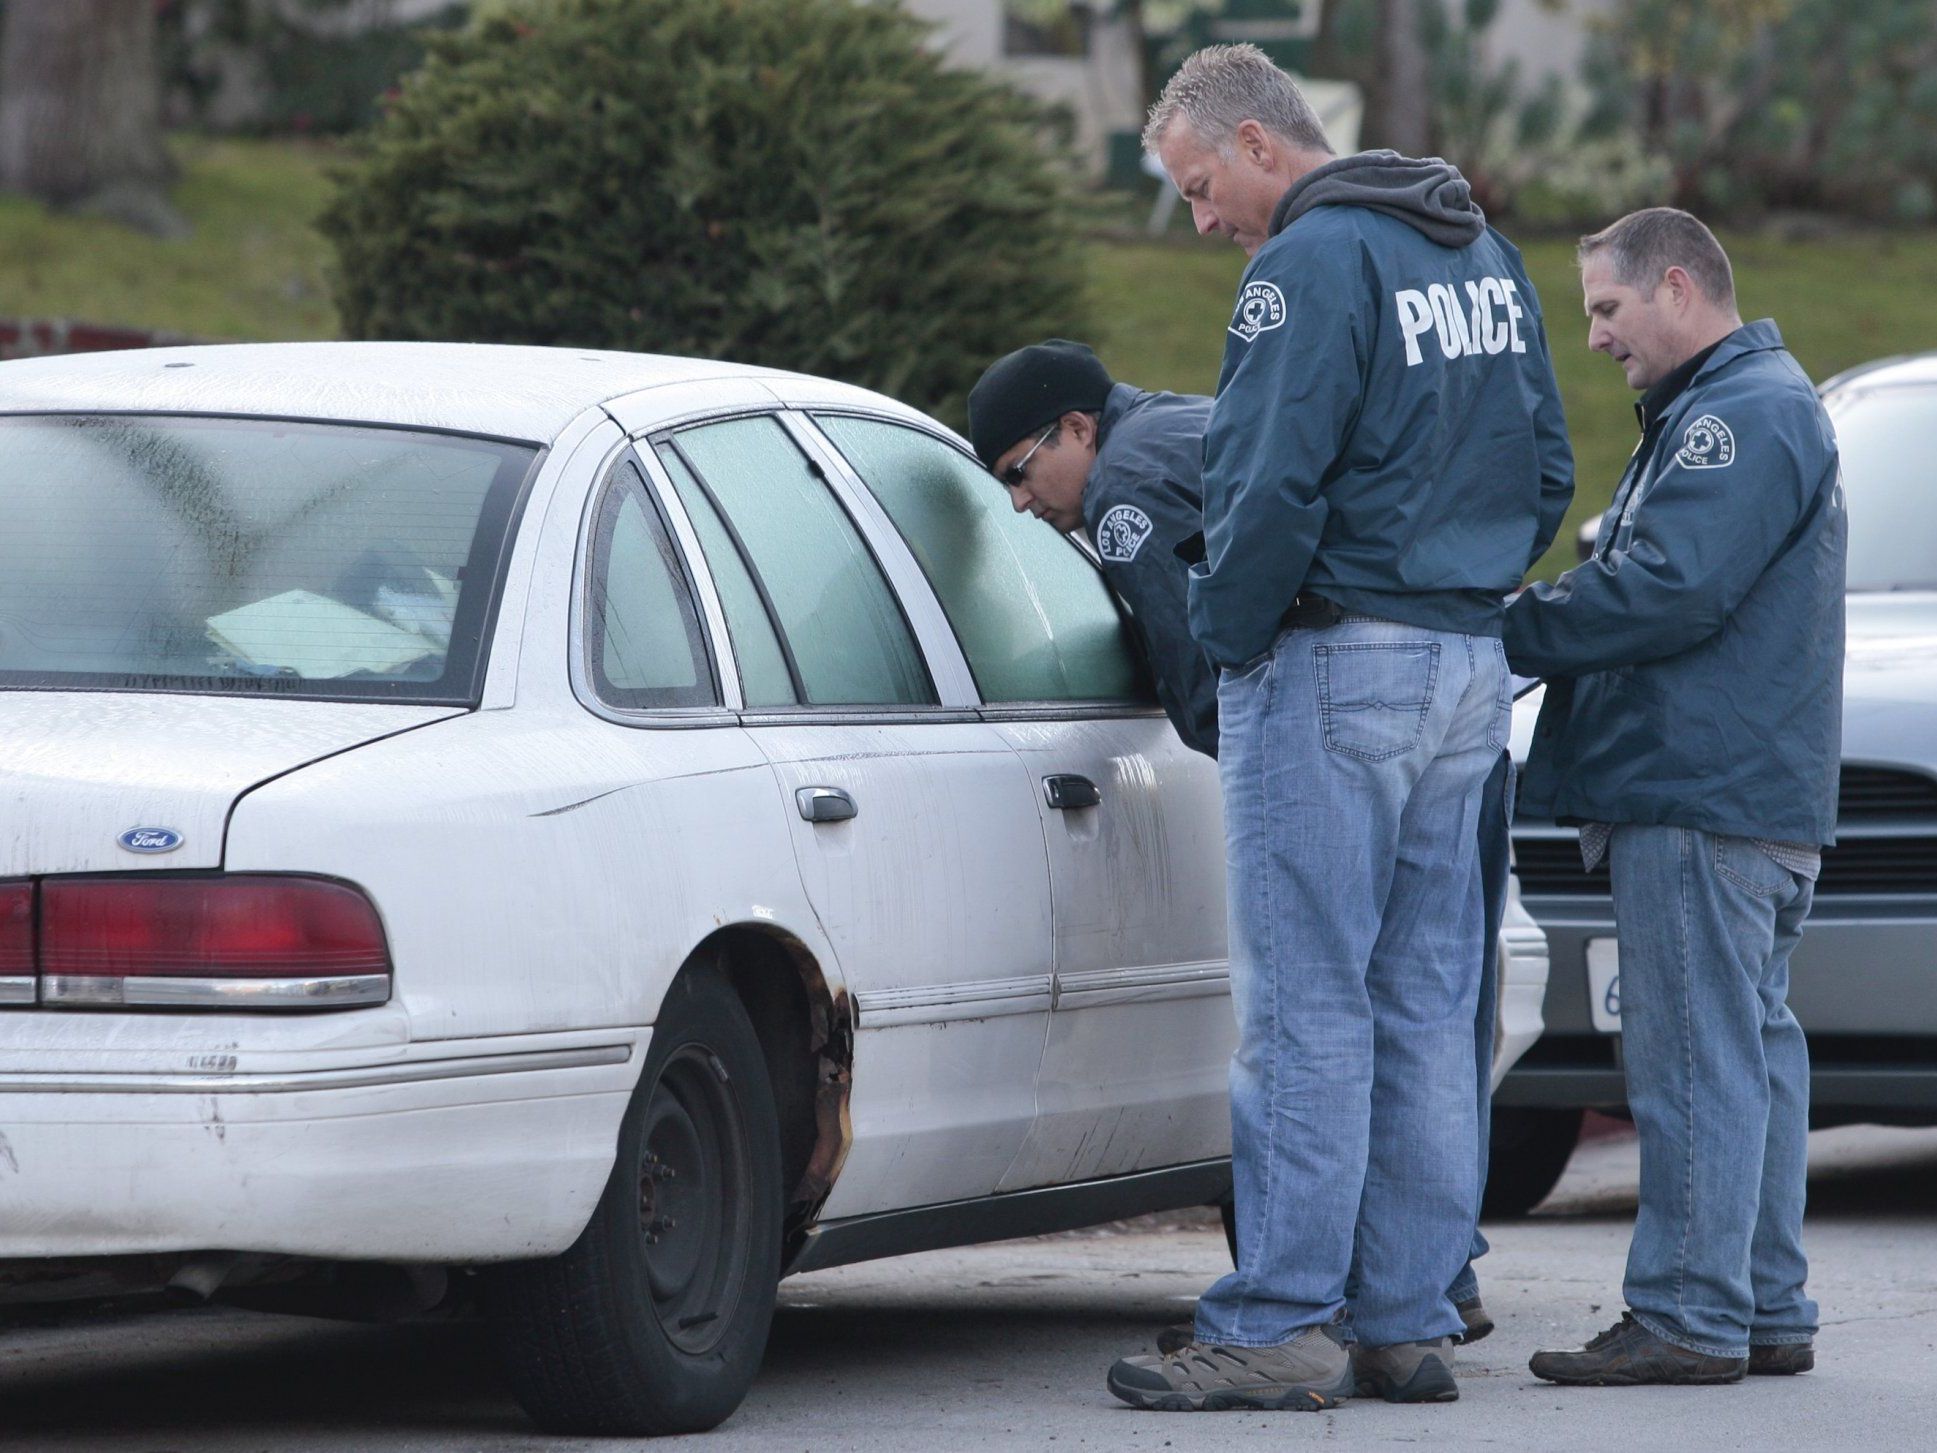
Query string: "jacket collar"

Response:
xmin=1693 ymin=317 xmax=1785 ymax=380
xmin=1083 ymin=382 xmax=1145 ymax=531
xmin=1092 ymin=381 xmax=1142 ymax=455
xmin=1633 ymin=319 xmax=1785 ymax=433
xmin=1637 ymin=338 xmax=1721 ymax=431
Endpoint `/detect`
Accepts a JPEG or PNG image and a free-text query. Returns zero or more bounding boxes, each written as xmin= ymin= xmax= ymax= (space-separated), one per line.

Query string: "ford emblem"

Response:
xmin=118 ymin=827 xmax=183 ymax=855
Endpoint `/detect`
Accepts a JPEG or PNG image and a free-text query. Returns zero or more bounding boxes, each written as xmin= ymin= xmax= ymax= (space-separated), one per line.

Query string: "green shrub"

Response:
xmin=321 ymin=0 xmax=1089 ymax=426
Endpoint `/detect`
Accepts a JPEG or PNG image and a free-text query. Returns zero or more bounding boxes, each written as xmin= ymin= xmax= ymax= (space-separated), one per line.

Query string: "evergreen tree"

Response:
xmin=322 ymin=0 xmax=1091 ymax=426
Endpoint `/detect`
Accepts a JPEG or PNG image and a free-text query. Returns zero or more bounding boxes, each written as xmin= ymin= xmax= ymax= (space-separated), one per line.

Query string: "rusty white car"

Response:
xmin=0 ymin=344 xmax=1547 ymax=1436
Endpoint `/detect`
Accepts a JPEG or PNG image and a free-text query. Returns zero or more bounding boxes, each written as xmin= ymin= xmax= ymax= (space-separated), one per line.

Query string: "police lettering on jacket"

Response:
xmin=1393 ymin=278 xmax=1528 ymax=366
xmin=1189 ymin=206 xmax=1574 ymax=668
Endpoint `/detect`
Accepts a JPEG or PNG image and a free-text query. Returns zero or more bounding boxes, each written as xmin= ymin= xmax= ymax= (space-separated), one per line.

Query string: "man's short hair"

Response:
xmin=1578 ymin=207 xmax=1736 ymax=308
xmin=1141 ymin=43 xmax=1332 ymax=157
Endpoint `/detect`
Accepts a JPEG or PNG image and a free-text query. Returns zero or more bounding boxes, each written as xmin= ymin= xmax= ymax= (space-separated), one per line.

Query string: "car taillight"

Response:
xmin=0 ymin=881 xmax=32 ymax=1004
xmin=37 ymin=876 xmax=390 ymax=1010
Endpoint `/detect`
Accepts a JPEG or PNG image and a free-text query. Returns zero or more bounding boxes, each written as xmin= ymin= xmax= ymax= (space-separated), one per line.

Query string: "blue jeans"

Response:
xmin=1609 ymin=824 xmax=1819 ymax=1359
xmin=1369 ymin=750 xmax=1509 ymax=1310
xmin=1196 ymin=619 xmax=1508 ymax=1349
xmin=1449 ymin=749 xmax=1514 ymax=1306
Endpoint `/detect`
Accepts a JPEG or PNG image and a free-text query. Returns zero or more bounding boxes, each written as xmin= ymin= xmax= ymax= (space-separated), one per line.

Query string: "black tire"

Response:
xmin=1481 ymin=1106 xmax=1585 ymax=1219
xmin=482 ymin=970 xmax=783 ymax=1436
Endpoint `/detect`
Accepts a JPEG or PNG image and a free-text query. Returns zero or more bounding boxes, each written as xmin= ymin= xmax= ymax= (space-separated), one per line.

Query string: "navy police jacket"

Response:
xmin=1189 ymin=197 xmax=1573 ymax=666
xmin=1505 ymin=321 xmax=1846 ymax=845
xmin=1084 ymin=383 xmax=1219 ymax=757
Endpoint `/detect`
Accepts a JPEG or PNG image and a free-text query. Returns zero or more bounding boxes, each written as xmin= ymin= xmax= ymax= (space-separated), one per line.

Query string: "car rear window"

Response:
xmin=0 ymin=415 xmax=536 ymax=702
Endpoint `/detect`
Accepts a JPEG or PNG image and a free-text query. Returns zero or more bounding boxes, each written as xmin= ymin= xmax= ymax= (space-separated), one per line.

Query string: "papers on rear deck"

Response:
xmin=206 ymin=589 xmax=440 ymax=679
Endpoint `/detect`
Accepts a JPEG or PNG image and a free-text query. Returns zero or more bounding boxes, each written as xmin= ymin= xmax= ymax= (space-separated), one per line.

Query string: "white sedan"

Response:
xmin=0 ymin=344 xmax=1547 ymax=1435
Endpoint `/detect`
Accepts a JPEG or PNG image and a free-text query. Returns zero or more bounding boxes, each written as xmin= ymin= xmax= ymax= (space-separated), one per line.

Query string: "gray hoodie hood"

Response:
xmin=1269 ymin=149 xmax=1485 ymax=248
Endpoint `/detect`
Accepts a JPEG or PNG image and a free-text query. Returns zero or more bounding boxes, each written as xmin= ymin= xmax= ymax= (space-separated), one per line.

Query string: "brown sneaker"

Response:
xmin=1748 ymin=1341 xmax=1814 ymax=1375
xmin=1529 ymin=1312 xmax=1747 ymax=1386
xmin=1456 ymin=1295 xmax=1495 ymax=1344
xmin=1156 ymin=1322 xmax=1193 ymax=1355
xmin=1356 ymin=1337 xmax=1459 ymax=1402
xmin=1165 ymin=1300 xmax=1492 ymax=1352
xmin=1107 ymin=1323 xmax=1355 ymax=1412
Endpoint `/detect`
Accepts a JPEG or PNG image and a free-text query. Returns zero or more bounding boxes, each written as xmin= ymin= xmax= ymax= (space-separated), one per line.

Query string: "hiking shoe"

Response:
xmin=1529 ymin=1312 xmax=1747 ymax=1386
xmin=1166 ymin=1302 xmax=1491 ymax=1353
xmin=1356 ymin=1337 xmax=1459 ymax=1402
xmin=1155 ymin=1323 xmax=1193 ymax=1356
xmin=1107 ymin=1323 xmax=1354 ymax=1412
xmin=1456 ymin=1295 xmax=1495 ymax=1344
xmin=1749 ymin=1342 xmax=1814 ymax=1376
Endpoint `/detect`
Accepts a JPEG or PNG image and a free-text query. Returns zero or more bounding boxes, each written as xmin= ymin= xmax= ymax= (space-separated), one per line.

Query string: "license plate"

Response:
xmin=1585 ymin=938 xmax=1622 ymax=1033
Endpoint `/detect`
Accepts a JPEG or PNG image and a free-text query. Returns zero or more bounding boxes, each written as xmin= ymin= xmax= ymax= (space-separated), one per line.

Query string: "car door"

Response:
xmin=807 ymin=412 xmax=1231 ymax=1190
xmin=642 ymin=413 xmax=1056 ymax=1218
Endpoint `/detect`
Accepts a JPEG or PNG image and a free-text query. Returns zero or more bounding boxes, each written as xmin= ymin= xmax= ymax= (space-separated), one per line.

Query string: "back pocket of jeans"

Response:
xmin=1713 ymin=836 xmax=1792 ymax=897
xmin=1314 ymin=641 xmax=1440 ymax=762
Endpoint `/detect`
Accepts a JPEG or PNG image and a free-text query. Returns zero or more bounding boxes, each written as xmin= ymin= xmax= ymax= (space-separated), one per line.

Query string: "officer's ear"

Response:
xmin=1062 ymin=410 xmax=1100 ymax=454
xmin=1234 ymin=118 xmax=1276 ymax=170
xmin=1661 ymin=265 xmax=1697 ymax=316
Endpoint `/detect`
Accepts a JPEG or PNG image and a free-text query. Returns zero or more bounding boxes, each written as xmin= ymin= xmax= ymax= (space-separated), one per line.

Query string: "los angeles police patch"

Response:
xmin=1676 ymin=414 xmax=1735 ymax=469
xmin=1229 ymin=281 xmax=1286 ymax=342
xmin=1096 ymin=505 xmax=1154 ymax=563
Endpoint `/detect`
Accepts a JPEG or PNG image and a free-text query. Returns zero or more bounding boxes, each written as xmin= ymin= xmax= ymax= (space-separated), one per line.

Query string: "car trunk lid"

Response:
xmin=0 ymin=692 xmax=463 ymax=875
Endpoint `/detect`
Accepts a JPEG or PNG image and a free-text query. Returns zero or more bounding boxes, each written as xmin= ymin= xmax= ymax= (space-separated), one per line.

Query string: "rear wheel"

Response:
xmin=483 ymin=970 xmax=783 ymax=1436
xmin=1482 ymin=1106 xmax=1584 ymax=1219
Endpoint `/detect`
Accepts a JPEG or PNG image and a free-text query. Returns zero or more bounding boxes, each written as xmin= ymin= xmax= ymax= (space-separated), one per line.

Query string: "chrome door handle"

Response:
xmin=1042 ymin=774 xmax=1101 ymax=810
xmin=796 ymin=786 xmax=857 ymax=823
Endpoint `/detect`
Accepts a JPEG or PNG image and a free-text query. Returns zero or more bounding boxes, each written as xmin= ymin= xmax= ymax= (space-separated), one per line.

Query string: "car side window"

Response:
xmin=813 ymin=414 xmax=1145 ymax=703
xmin=585 ymin=459 xmax=717 ymax=709
xmin=667 ymin=415 xmax=935 ymax=707
xmin=654 ymin=445 xmax=797 ymax=708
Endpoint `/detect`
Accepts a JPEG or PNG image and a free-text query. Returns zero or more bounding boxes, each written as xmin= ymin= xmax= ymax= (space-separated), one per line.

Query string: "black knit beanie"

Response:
xmin=967 ymin=339 xmax=1114 ymax=467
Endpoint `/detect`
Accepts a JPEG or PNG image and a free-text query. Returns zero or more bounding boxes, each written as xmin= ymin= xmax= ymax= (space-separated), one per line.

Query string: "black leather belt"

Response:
xmin=1280 ymin=593 xmax=1346 ymax=631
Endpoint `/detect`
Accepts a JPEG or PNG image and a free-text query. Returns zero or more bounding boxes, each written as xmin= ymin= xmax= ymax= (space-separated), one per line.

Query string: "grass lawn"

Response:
xmin=0 ymin=136 xmax=340 ymax=344
xmin=5 ymin=138 xmax=1936 ymax=583
xmin=1086 ymin=229 xmax=1937 ymax=580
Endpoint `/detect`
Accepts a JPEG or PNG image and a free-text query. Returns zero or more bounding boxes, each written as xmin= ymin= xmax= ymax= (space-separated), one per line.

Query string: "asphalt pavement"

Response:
xmin=4 ymin=1123 xmax=1934 ymax=1452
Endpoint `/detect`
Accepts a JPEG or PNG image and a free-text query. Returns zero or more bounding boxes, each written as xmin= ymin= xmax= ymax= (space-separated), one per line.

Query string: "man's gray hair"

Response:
xmin=1579 ymin=207 xmax=1736 ymax=307
xmin=1142 ymin=44 xmax=1332 ymax=156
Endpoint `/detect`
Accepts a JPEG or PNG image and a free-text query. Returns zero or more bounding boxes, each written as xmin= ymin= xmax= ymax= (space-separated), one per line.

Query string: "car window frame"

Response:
xmin=632 ymin=406 xmax=983 ymax=726
xmin=793 ymin=408 xmax=1166 ymax=725
xmin=565 ymin=436 xmax=738 ymax=729
xmin=571 ymin=446 xmax=725 ymax=717
xmin=655 ymin=430 xmax=818 ymax=708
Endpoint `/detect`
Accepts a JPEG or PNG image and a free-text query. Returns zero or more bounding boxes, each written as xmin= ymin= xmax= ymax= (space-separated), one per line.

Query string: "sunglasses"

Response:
xmin=1000 ymin=424 xmax=1057 ymax=488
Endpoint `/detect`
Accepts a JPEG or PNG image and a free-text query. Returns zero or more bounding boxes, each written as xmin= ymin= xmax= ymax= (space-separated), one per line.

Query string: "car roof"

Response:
xmin=0 ymin=341 xmax=927 ymax=443
xmin=1819 ymin=351 xmax=1937 ymax=397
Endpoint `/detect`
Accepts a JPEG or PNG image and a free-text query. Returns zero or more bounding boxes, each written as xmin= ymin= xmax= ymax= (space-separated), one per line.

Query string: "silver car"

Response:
xmin=1491 ymin=350 xmax=1937 ymax=1216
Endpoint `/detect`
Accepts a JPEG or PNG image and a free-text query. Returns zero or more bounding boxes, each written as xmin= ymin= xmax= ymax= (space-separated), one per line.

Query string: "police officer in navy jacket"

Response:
xmin=968 ymin=340 xmax=1218 ymax=757
xmin=1107 ymin=43 xmax=1572 ymax=1411
xmin=970 ymin=339 xmax=1523 ymax=1364
xmin=1511 ymin=208 xmax=1844 ymax=1386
